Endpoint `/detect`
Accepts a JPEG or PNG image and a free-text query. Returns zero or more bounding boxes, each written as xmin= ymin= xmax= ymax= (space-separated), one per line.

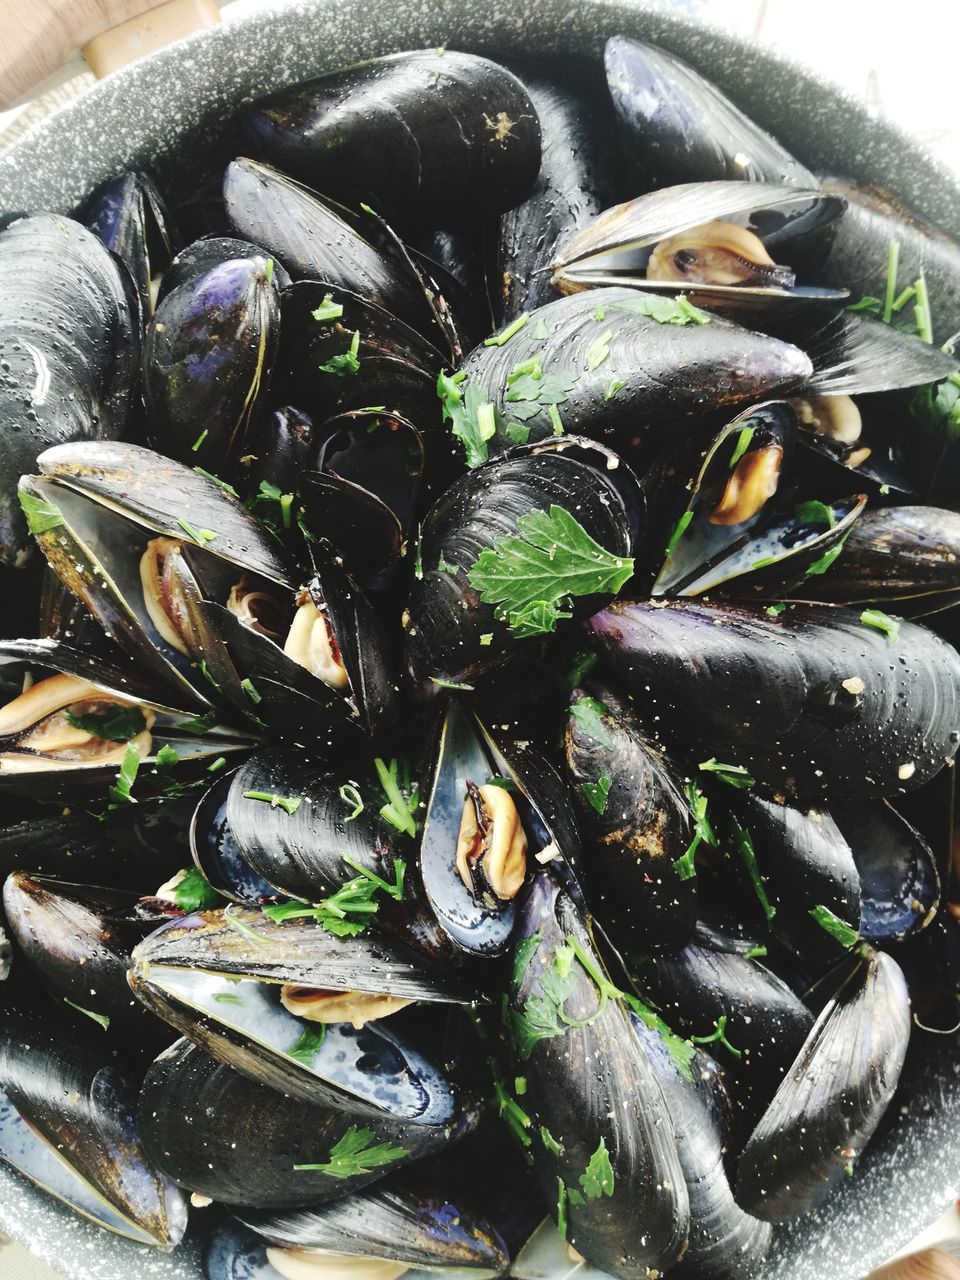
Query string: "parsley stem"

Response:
xmin=882 ymin=239 xmax=900 ymax=325
xmin=374 ymin=758 xmax=418 ymax=837
xmin=484 ymin=312 xmax=529 ymax=347
xmin=914 ymin=273 xmax=933 ymax=344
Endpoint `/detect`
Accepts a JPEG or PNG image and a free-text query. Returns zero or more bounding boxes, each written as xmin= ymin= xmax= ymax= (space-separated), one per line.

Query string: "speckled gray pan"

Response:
xmin=1 ymin=2 xmax=960 ymax=1278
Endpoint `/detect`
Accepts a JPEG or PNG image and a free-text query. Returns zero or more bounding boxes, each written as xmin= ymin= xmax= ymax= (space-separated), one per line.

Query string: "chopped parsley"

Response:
xmin=108 ymin=743 xmax=142 ymax=808
xmin=288 ymin=1024 xmax=327 ymax=1068
xmin=568 ymin=697 xmax=612 ymax=747
xmin=795 ymin=499 xmax=836 ymax=528
xmin=249 ymin=481 xmax=295 ymax=534
xmin=338 ymin=782 xmax=363 ymax=820
xmin=860 ymin=609 xmax=900 ymax=644
xmin=530 ymin=315 xmax=550 ymax=341
xmin=263 ymin=856 xmax=404 ymax=938
xmin=743 ymin=944 xmax=768 ymax=960
xmin=429 ymin=676 xmax=476 ymax=691
xmin=319 ymin=329 xmax=361 ymax=376
xmin=191 ymin=429 xmax=208 ymax=452
xmin=467 ymin=505 xmax=633 ymax=639
xmin=66 ymin=705 xmax=147 ymax=742
xmin=505 ymin=421 xmax=531 ymax=445
xmin=664 ymin=509 xmax=693 ymax=558
xmin=581 ymin=771 xmax=611 ymax=815
xmin=623 ymin=993 xmax=696 ymax=1081
xmin=580 ymin=1138 xmax=615 ymax=1199
xmin=604 ymin=378 xmax=626 ymax=401
xmin=294 ymin=1125 xmax=406 ymax=1177
xmin=63 ymin=998 xmax=109 ymax=1031
xmin=503 ymin=357 xmax=578 ymax=424
xmin=484 ymin=313 xmax=529 ymax=346
xmin=728 ymin=425 xmax=755 ymax=469
xmin=809 ymin=904 xmax=859 ymax=948
xmin=311 ymin=293 xmax=344 ymax=323
xmin=437 ymin=370 xmax=497 ymax=468
xmin=241 ymin=789 xmax=302 ymax=816
xmin=240 ymin=677 xmax=262 ymax=704
xmin=766 ymin=603 xmax=787 ymax=618
xmin=585 ymin=329 xmax=613 ymax=371
xmin=674 ymin=781 xmax=714 ymax=882
xmin=690 ymin=1014 xmax=742 ymax=1059
xmin=541 ymin=1126 xmax=563 ymax=1156
xmin=802 ymin=541 xmax=847 ymax=579
xmin=493 ymin=1070 xmax=533 ymax=1147
xmin=732 ymin=819 xmax=776 ymax=924
xmin=374 ymin=757 xmax=420 ymax=837
xmin=566 ymin=649 xmax=598 ymax=691
xmin=177 ymin=518 xmax=217 ymax=545
xmin=699 ymin=758 xmax=755 ymax=789
xmin=18 ymin=489 xmax=64 ymax=535
xmin=193 ymin=467 xmax=239 ymax=498
xmin=164 ymin=867 xmax=222 ymax=913
xmin=509 ymin=932 xmax=621 ymax=1061
xmin=612 ymin=294 xmax=710 ymax=326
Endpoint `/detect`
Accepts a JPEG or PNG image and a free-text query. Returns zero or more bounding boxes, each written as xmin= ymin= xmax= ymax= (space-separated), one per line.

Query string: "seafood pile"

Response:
xmin=3 ymin=36 xmax=960 ymax=1280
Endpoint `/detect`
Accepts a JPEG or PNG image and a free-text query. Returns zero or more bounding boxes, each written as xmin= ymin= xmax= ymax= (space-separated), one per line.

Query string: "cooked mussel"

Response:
xmin=458 ymin=289 xmax=813 ymax=454
xmin=504 ymin=873 xmax=688 ymax=1276
xmin=80 ymin=171 xmax=176 ymax=317
xmin=0 ymin=996 xmax=187 ymax=1247
xmin=552 ymin=183 xmax=847 ymax=320
xmin=130 ymin=907 xmax=472 ymax=1114
xmin=588 ymin=599 xmax=960 ymax=800
xmin=799 ymin=310 xmax=959 ymax=397
xmin=158 ymin=234 xmax=293 ymax=303
xmin=404 ymin=437 xmax=640 ymax=696
xmin=238 ymin=50 xmax=541 ymax=226
xmin=564 ymin=684 xmax=696 ymax=950
xmin=139 ymin=1037 xmax=467 ymax=1208
xmin=604 ymin=36 xmax=816 ymax=189
xmin=735 ymin=947 xmax=911 ymax=1221
xmin=0 ymin=214 xmax=139 ymax=566
xmin=143 ymin=253 xmax=280 ymax=471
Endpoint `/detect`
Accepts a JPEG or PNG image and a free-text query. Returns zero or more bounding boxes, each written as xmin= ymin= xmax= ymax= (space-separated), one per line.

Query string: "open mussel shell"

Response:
xmin=2 ymin=873 xmax=158 ymax=1029
xmin=223 ymin=160 xmax=435 ymax=336
xmin=80 ymin=170 xmax=176 ymax=318
xmin=0 ymin=214 xmax=139 ymax=567
xmin=629 ymin=1018 xmax=772 ymax=1278
xmin=813 ymin=176 xmax=960 ymax=346
xmin=650 ymin=400 xmax=865 ymax=598
xmin=460 ymin=289 xmax=813 ymax=454
xmin=808 ymin=505 xmax=960 ymax=614
xmin=797 ymin=311 xmax=959 ymax=397
xmin=159 ymin=234 xmax=293 ymax=303
xmin=22 ymin=439 xmax=295 ymax=706
xmin=735 ymin=947 xmax=911 ymax=1222
xmin=552 ymin=182 xmax=847 ymax=320
xmin=588 ymin=599 xmax=960 ymax=801
xmin=238 ymin=1168 xmax=511 ymax=1276
xmin=728 ymin=795 xmax=861 ymax=960
xmin=139 ymin=1037 xmax=468 ymax=1208
xmin=191 ymin=770 xmax=282 ymax=904
xmin=831 ymin=800 xmax=940 ymax=943
xmin=564 ymin=684 xmax=696 ymax=950
xmin=419 ymin=699 xmax=577 ymax=958
xmin=0 ymin=637 xmax=244 ymax=799
xmin=239 ymin=50 xmax=541 ymax=226
xmin=130 ymin=908 xmax=473 ymax=1115
xmin=604 ymin=35 xmax=816 ymax=189
xmin=497 ymin=63 xmax=620 ymax=322
xmin=404 ymin=437 xmax=639 ymax=696
xmin=143 ymin=253 xmax=280 ymax=471
xmin=0 ymin=997 xmax=187 ymax=1247
xmin=505 ymin=873 xmax=688 ymax=1275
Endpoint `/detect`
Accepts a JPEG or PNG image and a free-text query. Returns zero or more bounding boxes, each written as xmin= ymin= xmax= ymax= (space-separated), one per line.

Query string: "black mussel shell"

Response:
xmin=404 ymin=438 xmax=639 ymax=697
xmin=223 ymin=160 xmax=434 ymax=335
xmin=588 ymin=599 xmax=960 ymax=801
xmin=159 ymin=235 xmax=292 ymax=303
xmin=498 ymin=62 xmax=620 ymax=322
xmin=735 ymin=948 xmax=910 ymax=1222
xmin=240 ymin=404 xmax=314 ymax=500
xmin=80 ymin=171 xmax=176 ymax=318
xmin=0 ymin=214 xmax=139 ymax=567
xmin=190 ymin=770 xmax=281 ymax=905
xmin=832 ymin=800 xmax=940 ymax=942
xmin=143 ymin=254 xmax=280 ymax=472
xmin=460 ymin=288 xmax=813 ymax=455
xmin=0 ymin=996 xmax=187 ymax=1247
xmin=238 ymin=1168 xmax=510 ymax=1274
xmin=604 ymin=36 xmax=816 ymax=189
xmin=564 ymin=685 xmax=696 ymax=950
xmin=505 ymin=873 xmax=688 ymax=1275
xmin=238 ymin=50 xmax=541 ymax=226
xmin=0 ymin=927 xmax=9 ymax=983
xmin=728 ymin=795 xmax=861 ymax=959
xmin=814 ymin=176 xmax=960 ymax=346
xmin=798 ymin=311 xmax=959 ymax=397
xmin=139 ymin=1037 xmax=467 ymax=1208
xmin=630 ymin=1018 xmax=772 ymax=1278
xmin=809 ymin=505 xmax=960 ymax=612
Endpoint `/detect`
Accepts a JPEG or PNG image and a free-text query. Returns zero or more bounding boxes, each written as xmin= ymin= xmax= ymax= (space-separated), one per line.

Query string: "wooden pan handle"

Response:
xmin=0 ymin=0 xmax=221 ymax=110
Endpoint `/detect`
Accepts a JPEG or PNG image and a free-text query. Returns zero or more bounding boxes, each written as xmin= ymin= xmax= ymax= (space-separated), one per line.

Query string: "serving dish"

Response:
xmin=1 ymin=3 xmax=960 ymax=1279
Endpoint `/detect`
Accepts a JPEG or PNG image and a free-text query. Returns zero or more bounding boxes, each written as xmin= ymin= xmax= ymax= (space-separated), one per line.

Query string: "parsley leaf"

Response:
xmin=108 ymin=743 xmax=142 ymax=808
xmin=467 ymin=506 xmax=633 ymax=638
xmin=624 ymin=994 xmax=696 ymax=1081
xmin=580 ymin=1138 xmax=615 ymax=1199
xmin=581 ymin=772 xmax=611 ymax=815
xmin=18 ymin=489 xmax=63 ymax=535
xmin=437 ymin=370 xmax=497 ymax=468
xmin=612 ymin=294 xmax=710 ymax=326
xmin=699 ymin=758 xmax=755 ymax=789
xmin=585 ymin=329 xmax=613 ymax=371
xmin=66 ymin=705 xmax=147 ymax=742
xmin=568 ymin=697 xmax=613 ymax=747
xmin=262 ymin=856 xmax=405 ymax=938
xmin=162 ymin=867 xmax=222 ymax=913
xmin=288 ymin=1023 xmax=327 ymax=1067
xmin=319 ymin=329 xmax=361 ymax=376
xmin=728 ymin=425 xmax=755 ymax=469
xmin=795 ymin=499 xmax=836 ymax=528
xmin=294 ymin=1125 xmax=406 ymax=1177
xmin=732 ymin=819 xmax=776 ymax=924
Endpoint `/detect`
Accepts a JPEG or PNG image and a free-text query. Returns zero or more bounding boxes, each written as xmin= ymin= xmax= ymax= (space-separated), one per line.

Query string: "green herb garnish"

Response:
xmin=18 ymin=489 xmax=64 ymax=535
xmin=437 ymin=370 xmax=497 ymax=468
xmin=294 ymin=1125 xmax=406 ymax=1177
xmin=860 ymin=608 xmax=900 ymax=643
xmin=312 ymin=293 xmax=344 ymax=323
xmin=585 ymin=328 xmax=613 ymax=371
xmin=207 ymin=756 xmax=227 ymax=773
xmin=249 ymin=480 xmax=296 ymax=534
xmin=288 ymin=1024 xmax=327 ymax=1068
xmin=795 ymin=499 xmax=836 ymax=528
xmin=63 ymin=998 xmax=109 ymax=1031
xmin=191 ymin=429 xmax=208 ymax=453
xmin=690 ymin=1014 xmax=742 ymax=1059
xmin=809 ymin=904 xmax=859 ymax=948
xmin=732 ymin=819 xmax=776 ymax=924
xmin=374 ymin=758 xmax=420 ymax=837
xmin=177 ymin=518 xmax=217 ymax=545
xmin=580 ymin=1138 xmax=615 ymax=1199
xmin=339 ymin=783 xmax=363 ymax=820
xmin=240 ymin=677 xmax=262 ymax=704
xmin=165 ymin=866 xmax=222 ymax=913
xmin=623 ymin=992 xmax=697 ymax=1081
xmin=612 ymin=293 xmax=710 ymax=326
xmin=728 ymin=425 xmax=755 ymax=469
xmin=699 ymin=758 xmax=755 ymax=789
xmin=66 ymin=705 xmax=147 ymax=742
xmin=467 ymin=505 xmax=633 ymax=639
xmin=484 ymin=313 xmax=529 ymax=346
xmin=194 ymin=467 xmax=239 ymax=498
xmin=604 ymin=378 xmax=627 ymax=401
xmin=664 ymin=509 xmax=693 ymax=558
xmin=568 ymin=697 xmax=613 ymax=747
xmin=429 ymin=676 xmax=476 ymax=691
xmin=319 ymin=329 xmax=361 ymax=376
xmin=242 ymin=790 xmax=302 ymax=816
xmin=581 ymin=772 xmax=611 ymax=815
xmin=541 ymin=1126 xmax=563 ymax=1156
xmin=108 ymin=743 xmax=142 ymax=808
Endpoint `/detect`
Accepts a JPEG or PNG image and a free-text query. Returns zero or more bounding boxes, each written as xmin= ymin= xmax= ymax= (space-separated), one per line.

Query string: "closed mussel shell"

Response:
xmin=191 ymin=769 xmax=281 ymax=905
xmin=158 ymin=235 xmax=292 ymax=304
xmin=80 ymin=170 xmax=176 ymax=318
xmin=238 ymin=50 xmax=541 ymax=226
xmin=564 ymin=684 xmax=696 ymax=950
xmin=0 ymin=996 xmax=187 ymax=1247
xmin=603 ymin=35 xmax=816 ymax=189
xmin=797 ymin=310 xmax=959 ymax=397
xmin=139 ymin=1038 xmax=466 ymax=1209
xmin=504 ymin=873 xmax=688 ymax=1276
xmin=735 ymin=947 xmax=911 ymax=1222
xmin=588 ymin=599 xmax=960 ymax=800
